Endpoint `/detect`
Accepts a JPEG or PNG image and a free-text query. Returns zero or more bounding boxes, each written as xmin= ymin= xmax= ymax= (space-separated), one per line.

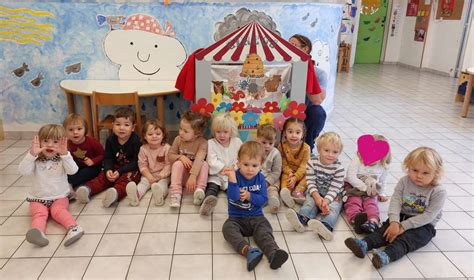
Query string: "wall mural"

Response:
xmin=0 ymin=1 xmax=342 ymax=131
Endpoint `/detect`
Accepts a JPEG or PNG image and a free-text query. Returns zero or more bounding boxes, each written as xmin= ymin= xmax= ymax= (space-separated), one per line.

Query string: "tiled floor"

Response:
xmin=0 ymin=64 xmax=473 ymax=279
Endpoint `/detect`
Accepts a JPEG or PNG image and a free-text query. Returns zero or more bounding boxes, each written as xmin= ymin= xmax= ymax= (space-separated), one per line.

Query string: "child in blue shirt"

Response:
xmin=222 ymin=141 xmax=288 ymax=271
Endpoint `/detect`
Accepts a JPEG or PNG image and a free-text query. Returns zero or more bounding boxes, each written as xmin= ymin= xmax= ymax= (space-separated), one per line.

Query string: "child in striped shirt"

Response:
xmin=286 ymin=132 xmax=345 ymax=240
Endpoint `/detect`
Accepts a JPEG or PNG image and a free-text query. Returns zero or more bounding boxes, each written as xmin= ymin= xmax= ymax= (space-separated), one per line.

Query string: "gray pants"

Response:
xmin=222 ymin=216 xmax=279 ymax=258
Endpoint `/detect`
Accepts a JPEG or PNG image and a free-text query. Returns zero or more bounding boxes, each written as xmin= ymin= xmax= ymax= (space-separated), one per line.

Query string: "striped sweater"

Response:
xmin=306 ymin=155 xmax=345 ymax=203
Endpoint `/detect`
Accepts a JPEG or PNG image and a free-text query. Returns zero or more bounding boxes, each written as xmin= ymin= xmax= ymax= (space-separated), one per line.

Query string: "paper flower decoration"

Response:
xmin=216 ymin=102 xmax=232 ymax=112
xmin=259 ymin=112 xmax=273 ymax=125
xmin=283 ymin=101 xmax=306 ymax=120
xmin=212 ymin=108 xmax=227 ymax=117
xmin=231 ymin=102 xmax=247 ymax=113
xmin=263 ymin=101 xmax=280 ymax=113
xmin=231 ymin=90 xmax=246 ymax=101
xmin=279 ymin=95 xmax=290 ymax=111
xmin=211 ymin=92 xmax=223 ymax=107
xmin=246 ymin=105 xmax=262 ymax=113
xmin=230 ymin=111 xmax=244 ymax=125
xmin=242 ymin=111 xmax=259 ymax=127
xmin=190 ymin=98 xmax=214 ymax=116
xmin=273 ymin=114 xmax=286 ymax=130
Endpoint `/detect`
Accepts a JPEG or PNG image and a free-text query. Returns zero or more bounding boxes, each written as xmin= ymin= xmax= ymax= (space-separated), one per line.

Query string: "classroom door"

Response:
xmin=355 ymin=0 xmax=388 ymax=63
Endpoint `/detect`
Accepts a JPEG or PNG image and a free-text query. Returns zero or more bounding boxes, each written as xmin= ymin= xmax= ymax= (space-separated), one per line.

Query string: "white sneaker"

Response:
xmin=193 ymin=189 xmax=205 ymax=206
xmin=199 ymin=195 xmax=218 ymax=216
xmin=126 ymin=182 xmax=140 ymax=207
xmin=151 ymin=183 xmax=166 ymax=206
xmin=26 ymin=228 xmax=49 ymax=247
xmin=285 ymin=209 xmax=305 ymax=233
xmin=76 ymin=186 xmax=90 ymax=203
xmin=170 ymin=195 xmax=181 ymax=208
xmin=64 ymin=225 xmax=84 ymax=246
xmin=280 ymin=188 xmax=295 ymax=209
xmin=308 ymin=219 xmax=333 ymax=241
xmin=268 ymin=195 xmax=280 ymax=214
xmin=102 ymin=188 xmax=118 ymax=208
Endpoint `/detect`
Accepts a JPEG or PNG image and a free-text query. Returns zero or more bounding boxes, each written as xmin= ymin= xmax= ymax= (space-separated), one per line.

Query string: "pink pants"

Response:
xmin=30 ymin=197 xmax=76 ymax=232
xmin=170 ymin=161 xmax=209 ymax=197
xmin=344 ymin=195 xmax=380 ymax=224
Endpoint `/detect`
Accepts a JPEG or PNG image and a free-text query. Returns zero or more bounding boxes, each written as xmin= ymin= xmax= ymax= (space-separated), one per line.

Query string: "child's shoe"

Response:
xmin=76 ymin=186 xmax=90 ymax=203
xmin=269 ymin=249 xmax=288 ymax=269
xmin=372 ymin=250 xmax=390 ymax=268
xmin=280 ymin=188 xmax=295 ymax=208
xmin=344 ymin=237 xmax=368 ymax=258
xmin=353 ymin=212 xmax=367 ymax=234
xmin=102 ymin=188 xmax=118 ymax=208
xmin=170 ymin=194 xmax=181 ymax=208
xmin=199 ymin=195 xmax=218 ymax=216
xmin=151 ymin=183 xmax=166 ymax=206
xmin=360 ymin=220 xmax=379 ymax=233
xmin=268 ymin=195 xmax=280 ymax=214
xmin=285 ymin=209 xmax=306 ymax=233
xmin=308 ymin=219 xmax=333 ymax=241
xmin=292 ymin=189 xmax=306 ymax=205
xmin=193 ymin=189 xmax=205 ymax=206
xmin=64 ymin=225 xmax=84 ymax=247
xmin=26 ymin=228 xmax=49 ymax=247
xmin=246 ymin=247 xmax=263 ymax=271
xmin=126 ymin=182 xmax=140 ymax=207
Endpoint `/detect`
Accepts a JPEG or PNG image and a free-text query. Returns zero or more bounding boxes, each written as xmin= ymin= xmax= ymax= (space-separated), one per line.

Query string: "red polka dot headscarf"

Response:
xmin=123 ymin=14 xmax=176 ymax=37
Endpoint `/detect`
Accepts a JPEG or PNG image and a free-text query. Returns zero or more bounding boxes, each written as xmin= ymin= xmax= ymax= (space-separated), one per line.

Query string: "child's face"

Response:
xmin=289 ymin=37 xmax=309 ymax=54
xmin=238 ymin=154 xmax=262 ymax=180
xmin=318 ymin=142 xmax=341 ymax=165
xmin=257 ymin=136 xmax=275 ymax=154
xmin=40 ymin=138 xmax=60 ymax=158
xmin=144 ymin=126 xmax=163 ymax=147
xmin=284 ymin=122 xmax=304 ymax=146
xmin=215 ymin=128 xmax=231 ymax=146
xmin=179 ymin=119 xmax=197 ymax=142
xmin=66 ymin=121 xmax=86 ymax=145
xmin=113 ymin=117 xmax=135 ymax=142
xmin=408 ymin=163 xmax=436 ymax=187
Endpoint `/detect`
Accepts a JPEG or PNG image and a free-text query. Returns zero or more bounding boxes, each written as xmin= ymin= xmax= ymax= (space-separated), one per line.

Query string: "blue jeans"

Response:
xmin=304 ymin=104 xmax=326 ymax=152
xmin=298 ymin=193 xmax=342 ymax=230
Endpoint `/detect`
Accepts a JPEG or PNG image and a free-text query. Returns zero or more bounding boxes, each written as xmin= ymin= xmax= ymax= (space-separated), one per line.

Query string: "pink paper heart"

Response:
xmin=357 ymin=134 xmax=390 ymax=166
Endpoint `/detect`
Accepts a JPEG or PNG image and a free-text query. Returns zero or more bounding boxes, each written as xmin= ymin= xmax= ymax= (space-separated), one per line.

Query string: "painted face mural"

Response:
xmin=104 ymin=14 xmax=187 ymax=80
xmin=312 ymin=40 xmax=330 ymax=87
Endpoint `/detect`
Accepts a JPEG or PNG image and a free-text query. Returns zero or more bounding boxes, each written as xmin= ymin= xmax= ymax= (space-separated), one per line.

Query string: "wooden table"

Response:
xmin=461 ymin=67 xmax=474 ymax=118
xmin=60 ymin=80 xmax=179 ymax=135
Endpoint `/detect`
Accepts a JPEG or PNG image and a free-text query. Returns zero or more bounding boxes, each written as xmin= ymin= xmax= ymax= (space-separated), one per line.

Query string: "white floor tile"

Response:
xmin=13 ymin=234 xmax=63 ymax=258
xmin=39 ymin=257 xmax=90 ymax=280
xmin=291 ymin=253 xmax=339 ymax=279
xmin=0 ymin=258 xmax=49 ymax=279
xmin=432 ymin=229 xmax=474 ymax=251
xmin=445 ymin=251 xmax=474 ymax=277
xmin=331 ymin=252 xmax=382 ymax=279
xmin=83 ymin=256 xmax=132 ymax=280
xmin=55 ymin=234 xmax=102 ymax=257
xmin=212 ymin=254 xmax=255 ymax=280
xmin=0 ymin=235 xmax=25 ymax=258
xmin=174 ymin=232 xmax=212 ymax=254
xmin=408 ymin=251 xmax=464 ymax=278
xmin=95 ymin=233 xmax=139 ymax=256
xmin=105 ymin=214 xmax=145 ymax=233
xmin=377 ymin=255 xmax=424 ymax=279
xmin=170 ymin=254 xmax=212 ymax=280
xmin=283 ymin=231 xmax=326 ymax=253
xmin=142 ymin=214 xmax=178 ymax=232
xmin=134 ymin=232 xmax=175 ymax=255
xmin=177 ymin=213 xmax=211 ymax=232
xmin=76 ymin=214 xmax=111 ymax=234
xmin=127 ymin=255 xmax=172 ymax=280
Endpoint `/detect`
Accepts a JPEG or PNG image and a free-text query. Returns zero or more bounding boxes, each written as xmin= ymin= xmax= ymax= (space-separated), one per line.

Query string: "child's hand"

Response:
xmin=30 ymin=136 xmax=45 ymax=156
xmin=180 ymin=156 xmax=193 ymax=169
xmin=146 ymin=175 xmax=158 ymax=184
xmin=383 ymin=222 xmax=402 ymax=243
xmin=378 ymin=195 xmax=388 ymax=202
xmin=320 ymin=199 xmax=330 ymax=216
xmin=106 ymin=170 xmax=116 ymax=182
xmin=221 ymin=167 xmax=237 ymax=183
xmin=287 ymin=176 xmax=297 ymax=189
xmin=83 ymin=157 xmax=94 ymax=166
xmin=240 ymin=189 xmax=250 ymax=201
xmin=186 ymin=175 xmax=197 ymax=192
xmin=57 ymin=137 xmax=68 ymax=155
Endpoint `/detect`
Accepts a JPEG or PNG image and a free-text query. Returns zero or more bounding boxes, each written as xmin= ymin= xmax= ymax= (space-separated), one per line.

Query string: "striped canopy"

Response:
xmin=195 ymin=21 xmax=310 ymax=63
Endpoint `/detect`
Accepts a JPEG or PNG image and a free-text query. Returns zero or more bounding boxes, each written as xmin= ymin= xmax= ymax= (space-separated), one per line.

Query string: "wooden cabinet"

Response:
xmin=337 ymin=43 xmax=351 ymax=72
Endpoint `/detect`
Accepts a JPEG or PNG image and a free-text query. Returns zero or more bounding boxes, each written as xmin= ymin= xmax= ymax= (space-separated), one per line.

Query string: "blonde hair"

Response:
xmin=403 ymin=147 xmax=444 ymax=186
xmin=238 ymin=141 xmax=265 ymax=163
xmin=63 ymin=113 xmax=88 ymax=135
xmin=142 ymin=119 xmax=167 ymax=145
xmin=38 ymin=124 xmax=66 ymax=142
xmin=316 ymin=132 xmax=343 ymax=152
xmin=358 ymin=134 xmax=391 ymax=168
xmin=211 ymin=113 xmax=238 ymax=138
xmin=257 ymin=124 xmax=278 ymax=141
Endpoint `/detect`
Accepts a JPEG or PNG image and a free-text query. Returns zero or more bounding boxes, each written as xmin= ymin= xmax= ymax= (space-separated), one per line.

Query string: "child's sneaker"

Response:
xmin=193 ymin=189 xmax=205 ymax=206
xmin=126 ymin=182 xmax=140 ymax=207
xmin=76 ymin=186 xmax=90 ymax=203
xmin=344 ymin=237 xmax=368 ymax=258
xmin=269 ymin=249 xmax=288 ymax=269
xmin=353 ymin=212 xmax=368 ymax=234
xmin=64 ymin=225 xmax=84 ymax=247
xmin=280 ymin=188 xmax=295 ymax=208
xmin=268 ymin=195 xmax=280 ymax=214
xmin=360 ymin=220 xmax=379 ymax=233
xmin=199 ymin=195 xmax=218 ymax=216
xmin=246 ymin=247 xmax=263 ymax=271
xmin=170 ymin=194 xmax=181 ymax=208
xmin=151 ymin=183 xmax=166 ymax=206
xmin=102 ymin=188 xmax=118 ymax=208
xmin=372 ymin=250 xmax=390 ymax=268
xmin=26 ymin=228 xmax=49 ymax=247
xmin=285 ymin=209 xmax=306 ymax=233
xmin=308 ymin=219 xmax=333 ymax=241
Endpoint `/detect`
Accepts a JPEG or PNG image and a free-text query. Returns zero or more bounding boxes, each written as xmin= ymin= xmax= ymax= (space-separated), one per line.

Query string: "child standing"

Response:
xmin=286 ymin=132 xmax=345 ymax=240
xmin=345 ymin=147 xmax=446 ymax=268
xmin=344 ymin=134 xmax=391 ymax=234
xmin=222 ymin=141 xmax=288 ymax=271
xmin=63 ymin=113 xmax=104 ymax=188
xmin=278 ymin=117 xmax=311 ymax=208
xmin=126 ymin=120 xmax=170 ymax=206
xmin=168 ymin=110 xmax=209 ymax=208
xmin=256 ymin=124 xmax=282 ymax=213
xmin=19 ymin=124 xmax=84 ymax=247
xmin=76 ymin=107 xmax=142 ymax=207
xmin=200 ymin=113 xmax=242 ymax=216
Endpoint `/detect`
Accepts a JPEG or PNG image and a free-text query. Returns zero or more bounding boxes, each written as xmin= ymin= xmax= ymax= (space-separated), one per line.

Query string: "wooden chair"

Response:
xmin=91 ymin=91 xmax=142 ymax=138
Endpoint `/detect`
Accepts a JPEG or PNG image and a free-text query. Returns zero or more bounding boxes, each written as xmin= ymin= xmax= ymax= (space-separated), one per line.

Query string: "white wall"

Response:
xmin=384 ymin=0 xmax=406 ymax=62
xmin=461 ymin=17 xmax=474 ymax=71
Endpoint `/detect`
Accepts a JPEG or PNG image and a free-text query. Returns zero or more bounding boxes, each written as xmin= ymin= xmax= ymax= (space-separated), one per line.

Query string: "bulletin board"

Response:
xmin=436 ymin=0 xmax=464 ymax=20
xmin=414 ymin=1 xmax=431 ymax=42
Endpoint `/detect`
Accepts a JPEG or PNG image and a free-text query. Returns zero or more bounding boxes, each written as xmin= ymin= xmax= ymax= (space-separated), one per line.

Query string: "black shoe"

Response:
xmin=360 ymin=220 xmax=379 ymax=233
xmin=269 ymin=249 xmax=289 ymax=269
xmin=353 ymin=212 xmax=367 ymax=234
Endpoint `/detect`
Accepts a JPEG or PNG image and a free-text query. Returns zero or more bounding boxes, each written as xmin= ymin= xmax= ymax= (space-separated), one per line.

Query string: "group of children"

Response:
xmin=20 ymin=106 xmax=447 ymax=272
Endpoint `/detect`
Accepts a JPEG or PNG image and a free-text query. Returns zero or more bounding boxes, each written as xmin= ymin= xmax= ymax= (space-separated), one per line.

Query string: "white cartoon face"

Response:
xmin=313 ymin=40 xmax=330 ymax=75
xmin=104 ymin=29 xmax=186 ymax=80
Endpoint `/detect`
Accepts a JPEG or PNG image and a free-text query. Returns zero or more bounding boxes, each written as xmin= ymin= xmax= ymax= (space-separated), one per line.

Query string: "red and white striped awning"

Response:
xmin=195 ymin=21 xmax=310 ymax=63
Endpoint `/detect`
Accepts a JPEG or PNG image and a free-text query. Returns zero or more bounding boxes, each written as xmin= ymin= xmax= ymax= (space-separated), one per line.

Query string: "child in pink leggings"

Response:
xmin=168 ymin=110 xmax=209 ymax=208
xmin=18 ymin=124 xmax=84 ymax=247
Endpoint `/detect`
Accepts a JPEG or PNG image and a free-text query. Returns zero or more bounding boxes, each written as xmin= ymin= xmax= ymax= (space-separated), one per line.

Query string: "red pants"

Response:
xmin=85 ymin=170 xmax=141 ymax=200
